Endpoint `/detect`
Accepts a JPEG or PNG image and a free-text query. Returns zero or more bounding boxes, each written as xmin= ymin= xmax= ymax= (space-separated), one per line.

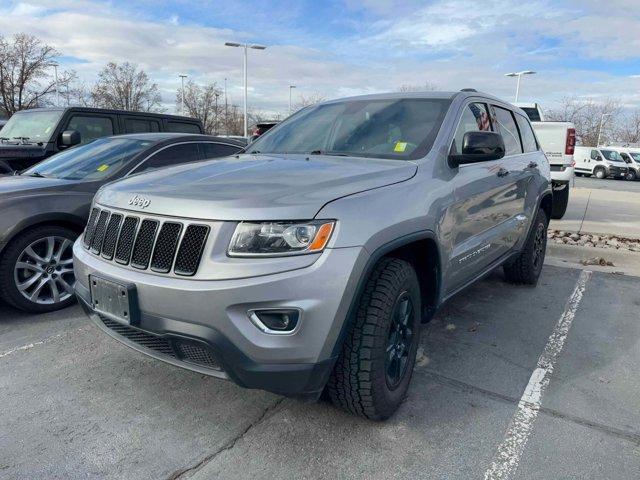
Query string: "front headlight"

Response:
xmin=228 ymin=220 xmax=335 ymax=257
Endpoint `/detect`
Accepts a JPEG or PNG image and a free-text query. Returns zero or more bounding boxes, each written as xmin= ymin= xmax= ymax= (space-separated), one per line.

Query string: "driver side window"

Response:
xmin=591 ymin=150 xmax=600 ymax=160
xmin=451 ymin=103 xmax=492 ymax=155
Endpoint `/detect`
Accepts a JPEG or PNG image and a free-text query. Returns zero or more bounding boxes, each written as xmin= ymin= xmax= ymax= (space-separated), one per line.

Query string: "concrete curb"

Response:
xmin=546 ymin=243 xmax=640 ymax=278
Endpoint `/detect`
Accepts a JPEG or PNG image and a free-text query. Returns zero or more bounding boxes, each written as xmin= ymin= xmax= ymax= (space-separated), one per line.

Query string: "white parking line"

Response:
xmin=0 ymin=326 xmax=87 ymax=359
xmin=484 ymin=269 xmax=592 ymax=480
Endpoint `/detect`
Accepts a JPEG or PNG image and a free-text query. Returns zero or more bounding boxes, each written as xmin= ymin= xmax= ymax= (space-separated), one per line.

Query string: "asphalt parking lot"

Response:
xmin=2 ymin=262 xmax=639 ymax=480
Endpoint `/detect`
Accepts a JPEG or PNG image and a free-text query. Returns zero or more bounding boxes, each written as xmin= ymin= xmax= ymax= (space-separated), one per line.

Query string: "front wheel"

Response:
xmin=504 ymin=209 xmax=548 ymax=285
xmin=626 ymin=170 xmax=637 ymax=181
xmin=594 ymin=167 xmax=606 ymax=179
xmin=327 ymin=258 xmax=421 ymax=420
xmin=551 ymin=186 xmax=569 ymax=220
xmin=0 ymin=226 xmax=78 ymax=313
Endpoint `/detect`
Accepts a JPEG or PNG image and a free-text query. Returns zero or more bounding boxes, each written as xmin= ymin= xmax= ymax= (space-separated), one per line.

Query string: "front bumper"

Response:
xmin=607 ymin=166 xmax=628 ymax=177
xmin=73 ymin=240 xmax=367 ymax=398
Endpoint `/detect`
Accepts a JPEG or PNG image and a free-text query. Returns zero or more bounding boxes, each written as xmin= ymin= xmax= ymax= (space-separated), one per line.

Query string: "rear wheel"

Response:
xmin=504 ymin=209 xmax=548 ymax=285
xmin=551 ymin=186 xmax=569 ymax=220
xmin=327 ymin=258 xmax=421 ymax=420
xmin=0 ymin=226 xmax=78 ymax=313
xmin=594 ymin=167 xmax=606 ymax=179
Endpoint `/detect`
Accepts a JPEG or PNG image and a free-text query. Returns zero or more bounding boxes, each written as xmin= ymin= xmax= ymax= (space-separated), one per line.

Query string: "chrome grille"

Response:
xmin=101 ymin=214 xmax=123 ymax=260
xmin=174 ymin=225 xmax=210 ymax=276
xmin=84 ymin=206 xmax=209 ymax=276
xmin=83 ymin=207 xmax=101 ymax=247
xmin=131 ymin=219 xmax=159 ymax=270
xmin=90 ymin=210 xmax=110 ymax=254
xmin=150 ymin=222 xmax=182 ymax=273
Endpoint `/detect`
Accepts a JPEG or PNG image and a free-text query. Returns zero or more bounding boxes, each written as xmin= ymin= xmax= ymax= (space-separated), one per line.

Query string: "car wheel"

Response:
xmin=327 ymin=257 xmax=421 ymax=420
xmin=504 ymin=209 xmax=548 ymax=285
xmin=626 ymin=170 xmax=637 ymax=181
xmin=0 ymin=226 xmax=78 ymax=313
xmin=551 ymin=187 xmax=569 ymax=220
xmin=594 ymin=167 xmax=606 ymax=179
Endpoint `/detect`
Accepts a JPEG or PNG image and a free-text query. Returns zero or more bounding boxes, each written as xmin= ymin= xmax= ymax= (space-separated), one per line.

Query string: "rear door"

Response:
xmin=447 ymin=101 xmax=527 ymax=292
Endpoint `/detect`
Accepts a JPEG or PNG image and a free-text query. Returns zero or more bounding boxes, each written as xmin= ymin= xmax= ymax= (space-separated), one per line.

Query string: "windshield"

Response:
xmin=0 ymin=110 xmax=63 ymax=143
xmin=22 ymin=137 xmax=152 ymax=180
xmin=601 ymin=149 xmax=623 ymax=162
xmin=246 ymin=98 xmax=451 ymax=160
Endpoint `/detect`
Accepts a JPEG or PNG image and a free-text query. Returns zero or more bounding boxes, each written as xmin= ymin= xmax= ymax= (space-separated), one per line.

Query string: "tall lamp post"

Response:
xmin=597 ymin=113 xmax=612 ymax=147
xmin=288 ymin=85 xmax=296 ymax=115
xmin=50 ymin=62 xmax=59 ymax=107
xmin=224 ymin=42 xmax=267 ymax=137
xmin=505 ymin=70 xmax=536 ymax=102
xmin=178 ymin=74 xmax=188 ymax=115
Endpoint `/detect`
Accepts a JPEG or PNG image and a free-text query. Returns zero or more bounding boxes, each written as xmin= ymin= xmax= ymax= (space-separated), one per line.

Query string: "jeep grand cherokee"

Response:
xmin=74 ymin=91 xmax=552 ymax=420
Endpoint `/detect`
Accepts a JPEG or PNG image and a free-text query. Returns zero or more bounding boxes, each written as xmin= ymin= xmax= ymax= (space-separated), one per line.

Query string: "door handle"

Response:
xmin=497 ymin=168 xmax=510 ymax=177
xmin=528 ymin=161 xmax=538 ymax=169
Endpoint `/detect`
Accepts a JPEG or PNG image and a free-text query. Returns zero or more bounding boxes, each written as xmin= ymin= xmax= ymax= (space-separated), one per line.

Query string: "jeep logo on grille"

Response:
xmin=128 ymin=195 xmax=151 ymax=209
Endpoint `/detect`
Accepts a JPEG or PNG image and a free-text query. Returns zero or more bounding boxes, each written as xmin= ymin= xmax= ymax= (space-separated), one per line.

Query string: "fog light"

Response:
xmin=249 ymin=309 xmax=300 ymax=334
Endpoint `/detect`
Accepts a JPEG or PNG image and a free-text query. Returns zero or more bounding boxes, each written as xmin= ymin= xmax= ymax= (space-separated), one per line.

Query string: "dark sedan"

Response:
xmin=0 ymin=133 xmax=244 ymax=313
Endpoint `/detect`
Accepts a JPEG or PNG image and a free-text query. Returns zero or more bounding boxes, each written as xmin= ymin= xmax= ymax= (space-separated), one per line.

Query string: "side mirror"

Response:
xmin=596 ymin=155 xmax=602 ymax=161
xmin=449 ymin=131 xmax=505 ymax=168
xmin=60 ymin=130 xmax=81 ymax=147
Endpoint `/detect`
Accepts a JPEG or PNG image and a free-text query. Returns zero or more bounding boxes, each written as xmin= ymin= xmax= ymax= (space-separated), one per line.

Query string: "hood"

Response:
xmin=0 ymin=174 xmax=78 ymax=198
xmin=97 ymin=154 xmax=417 ymax=220
xmin=0 ymin=143 xmax=48 ymax=161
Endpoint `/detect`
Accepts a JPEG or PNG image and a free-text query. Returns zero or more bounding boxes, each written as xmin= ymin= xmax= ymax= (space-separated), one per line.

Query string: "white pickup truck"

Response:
xmin=516 ymin=103 xmax=575 ymax=219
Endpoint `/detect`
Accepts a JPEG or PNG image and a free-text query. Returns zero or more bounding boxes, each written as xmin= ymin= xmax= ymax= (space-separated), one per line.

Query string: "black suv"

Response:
xmin=0 ymin=107 xmax=204 ymax=173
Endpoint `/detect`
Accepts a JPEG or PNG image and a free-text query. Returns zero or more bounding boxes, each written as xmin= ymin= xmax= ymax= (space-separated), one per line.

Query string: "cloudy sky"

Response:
xmin=1 ymin=0 xmax=639 ymax=116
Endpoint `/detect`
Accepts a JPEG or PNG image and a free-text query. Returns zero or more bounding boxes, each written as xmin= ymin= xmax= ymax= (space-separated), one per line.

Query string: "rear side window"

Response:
xmin=124 ymin=118 xmax=160 ymax=133
xmin=166 ymin=122 xmax=201 ymax=134
xmin=133 ymin=143 xmax=202 ymax=174
xmin=493 ymin=107 xmax=522 ymax=156
xmin=451 ymin=102 xmax=493 ymax=155
xmin=201 ymin=142 xmax=241 ymax=158
xmin=66 ymin=115 xmax=114 ymax=144
xmin=515 ymin=115 xmax=538 ymax=153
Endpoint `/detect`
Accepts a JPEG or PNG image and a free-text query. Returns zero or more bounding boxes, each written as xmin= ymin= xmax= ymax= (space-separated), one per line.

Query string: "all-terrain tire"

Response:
xmin=551 ymin=186 xmax=569 ymax=220
xmin=327 ymin=257 xmax=421 ymax=420
xmin=0 ymin=225 xmax=78 ymax=313
xmin=504 ymin=209 xmax=548 ymax=285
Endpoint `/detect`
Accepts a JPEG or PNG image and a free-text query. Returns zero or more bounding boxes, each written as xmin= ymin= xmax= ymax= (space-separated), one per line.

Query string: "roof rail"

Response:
xmin=460 ymin=88 xmax=477 ymax=92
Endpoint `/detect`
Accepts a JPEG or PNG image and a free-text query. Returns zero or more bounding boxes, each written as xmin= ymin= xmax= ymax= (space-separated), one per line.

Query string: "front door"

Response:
xmin=446 ymin=102 xmax=527 ymax=292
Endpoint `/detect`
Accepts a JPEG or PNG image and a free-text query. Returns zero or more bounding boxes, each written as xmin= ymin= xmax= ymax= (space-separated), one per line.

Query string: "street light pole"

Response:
xmin=225 ymin=42 xmax=267 ymax=137
xmin=224 ymin=77 xmax=228 ymax=135
xmin=289 ymin=85 xmax=296 ymax=115
xmin=597 ymin=113 xmax=612 ymax=147
xmin=50 ymin=62 xmax=59 ymax=107
xmin=178 ymin=74 xmax=188 ymax=115
xmin=505 ymin=71 xmax=536 ymax=102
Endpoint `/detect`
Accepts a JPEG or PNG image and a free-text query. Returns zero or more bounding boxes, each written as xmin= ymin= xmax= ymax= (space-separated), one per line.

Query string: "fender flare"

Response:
xmin=328 ymin=229 xmax=442 ymax=360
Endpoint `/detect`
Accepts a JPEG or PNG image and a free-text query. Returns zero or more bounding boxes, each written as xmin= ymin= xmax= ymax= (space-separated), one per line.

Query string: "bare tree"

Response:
xmin=91 ymin=62 xmax=162 ymax=112
xmin=546 ymin=96 xmax=621 ymax=147
xmin=293 ymin=92 xmax=326 ymax=112
xmin=397 ymin=81 xmax=439 ymax=92
xmin=176 ymin=81 xmax=224 ymax=133
xmin=0 ymin=33 xmax=75 ymax=115
xmin=616 ymin=110 xmax=640 ymax=145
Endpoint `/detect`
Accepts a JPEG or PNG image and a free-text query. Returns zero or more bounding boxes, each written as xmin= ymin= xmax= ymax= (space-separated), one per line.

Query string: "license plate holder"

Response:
xmin=89 ymin=275 xmax=139 ymax=325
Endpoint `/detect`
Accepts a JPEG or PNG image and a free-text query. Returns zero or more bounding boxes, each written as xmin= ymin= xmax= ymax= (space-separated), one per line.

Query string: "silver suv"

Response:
xmin=74 ymin=91 xmax=552 ymax=420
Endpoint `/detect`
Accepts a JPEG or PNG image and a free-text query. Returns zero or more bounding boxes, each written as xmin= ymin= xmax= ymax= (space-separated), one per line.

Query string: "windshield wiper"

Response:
xmin=25 ymin=171 xmax=47 ymax=178
xmin=308 ymin=150 xmax=349 ymax=157
xmin=13 ymin=137 xmax=34 ymax=145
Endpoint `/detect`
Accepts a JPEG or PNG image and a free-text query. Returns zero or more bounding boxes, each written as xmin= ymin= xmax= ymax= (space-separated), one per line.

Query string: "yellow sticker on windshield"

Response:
xmin=97 ymin=164 xmax=109 ymax=172
xmin=394 ymin=142 xmax=408 ymax=153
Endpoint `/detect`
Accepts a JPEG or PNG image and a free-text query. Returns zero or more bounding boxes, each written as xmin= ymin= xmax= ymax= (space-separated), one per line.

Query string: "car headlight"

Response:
xmin=228 ymin=220 xmax=335 ymax=257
